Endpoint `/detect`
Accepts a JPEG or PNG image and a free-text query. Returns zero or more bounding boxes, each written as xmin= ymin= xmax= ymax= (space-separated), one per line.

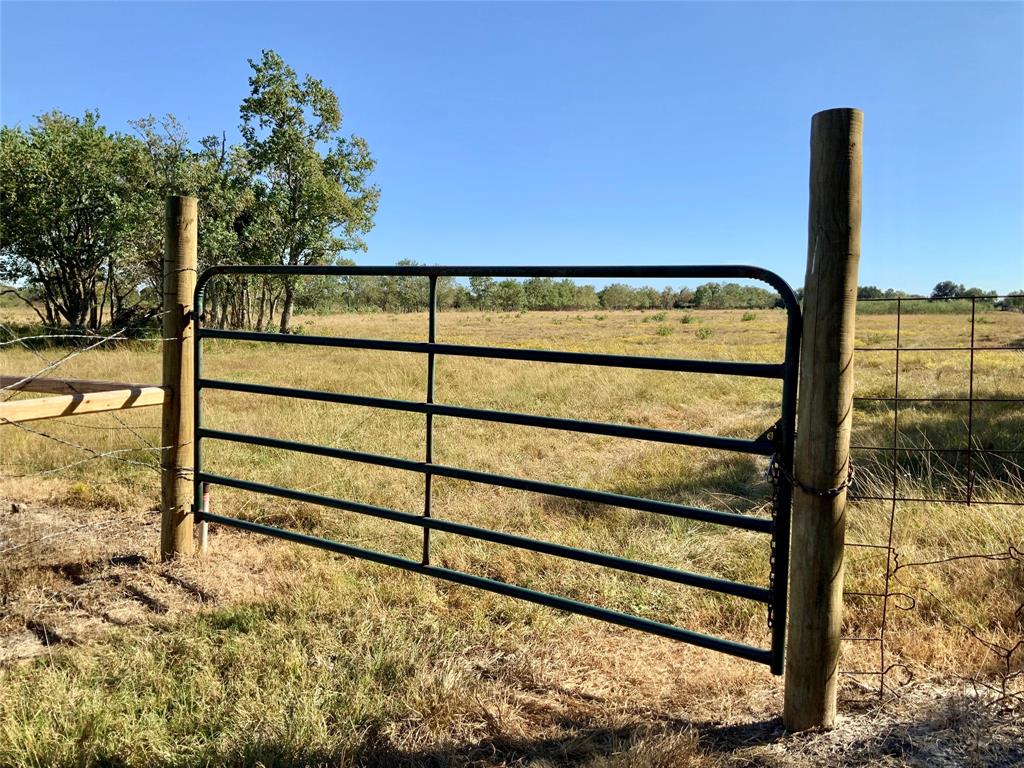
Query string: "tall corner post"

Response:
xmin=160 ymin=195 xmax=198 ymax=560
xmin=783 ymin=108 xmax=863 ymax=731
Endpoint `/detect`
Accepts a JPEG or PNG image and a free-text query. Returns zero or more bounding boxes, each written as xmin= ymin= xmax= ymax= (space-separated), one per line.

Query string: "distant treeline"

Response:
xmin=285 ymin=271 xmax=1022 ymax=316
xmin=288 ymin=266 xmax=787 ymax=315
xmin=854 ymin=282 xmax=1024 ymax=314
xmin=4 ymin=270 xmax=1020 ymax=326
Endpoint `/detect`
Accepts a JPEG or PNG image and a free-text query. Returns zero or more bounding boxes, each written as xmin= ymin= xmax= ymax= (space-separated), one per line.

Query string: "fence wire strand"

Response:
xmin=0 ymin=318 xmax=188 ymax=481
xmin=845 ymin=294 xmax=1024 ymax=707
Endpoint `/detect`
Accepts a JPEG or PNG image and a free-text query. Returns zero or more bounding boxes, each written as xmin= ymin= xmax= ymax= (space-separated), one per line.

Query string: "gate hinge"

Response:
xmin=756 ymin=419 xmax=784 ymax=449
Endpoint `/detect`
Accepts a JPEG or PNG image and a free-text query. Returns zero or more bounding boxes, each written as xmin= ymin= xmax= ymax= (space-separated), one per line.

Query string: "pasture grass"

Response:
xmin=1 ymin=305 xmax=1022 ymax=766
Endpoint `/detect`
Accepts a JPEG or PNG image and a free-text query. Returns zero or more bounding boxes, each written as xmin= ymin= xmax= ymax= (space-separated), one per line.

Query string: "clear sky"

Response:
xmin=2 ymin=1 xmax=1022 ymax=293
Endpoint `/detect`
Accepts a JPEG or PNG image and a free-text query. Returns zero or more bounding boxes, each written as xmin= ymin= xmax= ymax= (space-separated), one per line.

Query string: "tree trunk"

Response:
xmin=254 ymin=280 xmax=269 ymax=332
xmin=279 ymin=277 xmax=295 ymax=334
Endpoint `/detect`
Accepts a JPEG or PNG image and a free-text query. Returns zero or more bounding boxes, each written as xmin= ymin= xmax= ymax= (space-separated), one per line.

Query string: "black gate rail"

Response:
xmin=193 ymin=264 xmax=800 ymax=673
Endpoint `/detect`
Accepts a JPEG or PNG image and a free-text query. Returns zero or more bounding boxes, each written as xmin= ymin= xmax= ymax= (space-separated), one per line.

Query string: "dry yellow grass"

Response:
xmin=0 ymin=304 xmax=1021 ymax=766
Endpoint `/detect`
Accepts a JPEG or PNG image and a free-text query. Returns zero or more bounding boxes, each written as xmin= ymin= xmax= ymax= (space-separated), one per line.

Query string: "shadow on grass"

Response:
xmin=539 ymin=454 xmax=769 ymax=524
xmin=354 ymin=714 xmax=786 ymax=768
xmin=851 ymin=399 xmax=1024 ymax=501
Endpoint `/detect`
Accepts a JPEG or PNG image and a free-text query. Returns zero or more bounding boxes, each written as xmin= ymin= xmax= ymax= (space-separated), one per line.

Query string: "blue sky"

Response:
xmin=2 ymin=1 xmax=1021 ymax=293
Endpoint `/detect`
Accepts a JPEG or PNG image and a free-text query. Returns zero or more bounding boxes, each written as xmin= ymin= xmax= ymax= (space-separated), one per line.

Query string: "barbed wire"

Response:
xmin=0 ymin=318 xmax=187 ymax=482
xmin=0 ymin=419 xmax=181 ymax=476
xmin=0 ymin=446 xmax=166 ymax=479
xmin=0 ymin=519 xmax=125 ymax=557
xmin=1 ymin=325 xmax=131 ymax=397
xmin=0 ymin=320 xmax=170 ymax=449
xmin=0 ymin=315 xmax=178 ymax=397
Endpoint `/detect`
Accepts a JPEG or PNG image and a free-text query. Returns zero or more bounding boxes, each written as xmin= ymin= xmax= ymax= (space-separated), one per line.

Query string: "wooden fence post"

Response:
xmin=160 ymin=195 xmax=197 ymax=560
xmin=783 ymin=108 xmax=863 ymax=731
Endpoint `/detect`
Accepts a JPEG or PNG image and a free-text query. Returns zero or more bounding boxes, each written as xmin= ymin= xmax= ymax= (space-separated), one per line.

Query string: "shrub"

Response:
xmin=695 ymin=327 xmax=713 ymax=340
xmin=655 ymin=324 xmax=673 ymax=336
xmin=741 ymin=312 xmax=757 ymax=322
xmin=680 ymin=314 xmax=696 ymax=324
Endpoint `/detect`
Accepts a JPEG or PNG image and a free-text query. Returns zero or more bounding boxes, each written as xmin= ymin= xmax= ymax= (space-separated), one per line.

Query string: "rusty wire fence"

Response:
xmin=843 ymin=295 xmax=1024 ymax=707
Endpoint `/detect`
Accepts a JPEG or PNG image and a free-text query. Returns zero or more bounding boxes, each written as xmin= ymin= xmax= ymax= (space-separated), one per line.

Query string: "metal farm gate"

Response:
xmin=191 ymin=265 xmax=800 ymax=674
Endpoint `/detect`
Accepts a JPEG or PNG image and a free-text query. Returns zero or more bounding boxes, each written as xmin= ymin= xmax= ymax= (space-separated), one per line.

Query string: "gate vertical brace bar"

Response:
xmin=193 ymin=272 xmax=205 ymax=538
xmin=422 ymin=276 xmax=438 ymax=565
xmin=966 ymin=298 xmax=976 ymax=505
xmin=770 ymin=306 xmax=802 ymax=675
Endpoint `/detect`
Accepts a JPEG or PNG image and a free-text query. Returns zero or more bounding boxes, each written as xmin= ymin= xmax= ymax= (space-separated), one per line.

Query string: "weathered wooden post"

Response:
xmin=160 ymin=195 xmax=197 ymax=559
xmin=783 ymin=108 xmax=862 ymax=730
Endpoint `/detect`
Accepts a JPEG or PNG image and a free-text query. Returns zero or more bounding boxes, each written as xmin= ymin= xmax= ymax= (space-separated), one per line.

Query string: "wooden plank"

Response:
xmin=0 ymin=386 xmax=168 ymax=424
xmin=783 ymin=108 xmax=863 ymax=731
xmin=0 ymin=375 xmax=148 ymax=395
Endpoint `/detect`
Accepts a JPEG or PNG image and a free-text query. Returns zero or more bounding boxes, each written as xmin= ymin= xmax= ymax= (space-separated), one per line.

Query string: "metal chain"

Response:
xmin=765 ymin=451 xmax=780 ymax=629
xmin=763 ymin=440 xmax=855 ymax=629
xmin=762 ymin=422 xmax=783 ymax=629
xmin=768 ymin=453 xmax=856 ymax=498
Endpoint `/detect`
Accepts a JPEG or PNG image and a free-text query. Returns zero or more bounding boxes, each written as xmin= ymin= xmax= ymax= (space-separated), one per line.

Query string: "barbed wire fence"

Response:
xmin=0 ymin=314 xmax=187 ymax=562
xmin=843 ymin=295 xmax=1024 ymax=713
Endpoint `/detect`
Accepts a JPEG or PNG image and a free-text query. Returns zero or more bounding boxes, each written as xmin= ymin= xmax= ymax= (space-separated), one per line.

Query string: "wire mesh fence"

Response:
xmin=844 ymin=295 xmax=1024 ymax=709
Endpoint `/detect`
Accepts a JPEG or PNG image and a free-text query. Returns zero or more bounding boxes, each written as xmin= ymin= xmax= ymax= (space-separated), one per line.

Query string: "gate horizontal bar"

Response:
xmin=194 ymin=261 xmax=799 ymax=673
xmin=197 ymin=469 xmax=770 ymax=601
xmin=199 ymin=428 xmax=773 ymax=533
xmin=198 ymin=378 xmax=774 ymax=456
xmin=197 ymin=262 xmax=798 ymax=303
xmin=197 ymin=507 xmax=773 ymax=665
xmin=198 ymin=328 xmax=785 ymax=379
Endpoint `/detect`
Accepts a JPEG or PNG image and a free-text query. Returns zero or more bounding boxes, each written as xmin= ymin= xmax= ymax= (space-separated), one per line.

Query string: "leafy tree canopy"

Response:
xmin=240 ymin=50 xmax=379 ymax=332
xmin=0 ymin=111 xmax=148 ymax=329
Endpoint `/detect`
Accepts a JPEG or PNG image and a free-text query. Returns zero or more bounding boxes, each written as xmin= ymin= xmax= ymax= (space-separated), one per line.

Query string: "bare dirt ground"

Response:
xmin=2 ymin=487 xmax=1020 ymax=767
xmin=0 ymin=480 xmax=278 ymax=662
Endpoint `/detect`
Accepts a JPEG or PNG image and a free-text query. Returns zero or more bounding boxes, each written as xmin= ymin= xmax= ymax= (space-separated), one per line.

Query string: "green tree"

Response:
xmin=493 ymin=279 xmax=525 ymax=311
xmin=523 ymin=277 xmax=560 ymax=310
xmin=129 ymin=115 xmax=260 ymax=328
xmin=469 ymin=275 xmax=497 ymax=309
xmin=0 ymin=111 xmax=147 ymax=329
xmin=392 ymin=259 xmax=433 ymax=311
xmin=673 ymin=287 xmax=695 ymax=307
xmin=960 ymin=286 xmax=996 ymax=305
xmin=240 ymin=50 xmax=379 ymax=333
xmin=599 ymin=283 xmax=634 ymax=309
xmin=931 ymin=281 xmax=965 ymax=300
xmin=1000 ymin=290 xmax=1024 ymax=311
xmin=572 ymin=283 xmax=600 ymax=309
xmin=441 ymin=282 xmax=472 ymax=310
xmin=692 ymin=282 xmax=722 ymax=308
xmin=636 ymin=286 xmax=660 ymax=309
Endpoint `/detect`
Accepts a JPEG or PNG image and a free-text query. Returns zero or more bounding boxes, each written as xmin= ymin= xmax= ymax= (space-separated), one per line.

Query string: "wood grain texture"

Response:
xmin=0 ymin=386 xmax=167 ymax=423
xmin=160 ymin=196 xmax=197 ymax=559
xmin=784 ymin=108 xmax=863 ymax=732
xmin=0 ymin=375 xmax=151 ymax=395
